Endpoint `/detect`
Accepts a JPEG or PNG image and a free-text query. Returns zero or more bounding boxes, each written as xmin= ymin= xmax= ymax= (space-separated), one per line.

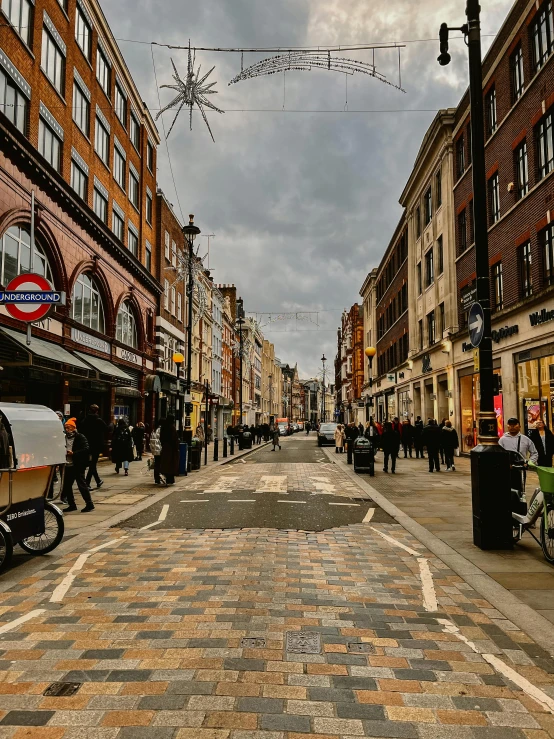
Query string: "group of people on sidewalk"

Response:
xmin=226 ymin=423 xmax=272 ymax=448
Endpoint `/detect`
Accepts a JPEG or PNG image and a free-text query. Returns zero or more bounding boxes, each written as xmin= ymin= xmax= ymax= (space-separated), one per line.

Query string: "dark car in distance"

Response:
xmin=317 ymin=422 xmax=338 ymax=447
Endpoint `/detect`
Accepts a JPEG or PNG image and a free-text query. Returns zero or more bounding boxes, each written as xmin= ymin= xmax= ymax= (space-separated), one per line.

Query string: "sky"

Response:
xmin=103 ymin=0 xmax=514 ymax=379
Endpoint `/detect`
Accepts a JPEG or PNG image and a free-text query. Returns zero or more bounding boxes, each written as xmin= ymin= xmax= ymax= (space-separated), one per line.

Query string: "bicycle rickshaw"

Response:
xmin=0 ymin=404 xmax=65 ymax=571
xmin=511 ymin=451 xmax=554 ymax=564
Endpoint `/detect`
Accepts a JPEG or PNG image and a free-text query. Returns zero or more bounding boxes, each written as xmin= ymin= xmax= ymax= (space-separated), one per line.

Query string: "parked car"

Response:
xmin=297 ymin=422 xmax=304 ymax=431
xmin=317 ymin=422 xmax=338 ymax=447
xmin=292 ymin=423 xmax=299 ymax=433
xmin=278 ymin=424 xmax=289 ymax=436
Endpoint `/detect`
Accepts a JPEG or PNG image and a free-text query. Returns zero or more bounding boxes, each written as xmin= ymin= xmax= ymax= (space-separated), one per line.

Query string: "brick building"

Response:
xmin=452 ymin=0 xmax=554 ymax=449
xmin=336 ymin=304 xmax=364 ymax=423
xmin=0 ymin=0 xmax=160 ymax=425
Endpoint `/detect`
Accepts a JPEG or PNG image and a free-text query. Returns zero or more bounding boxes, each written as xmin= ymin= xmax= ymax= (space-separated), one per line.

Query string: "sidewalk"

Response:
xmin=328 ymin=449 xmax=554 ymax=628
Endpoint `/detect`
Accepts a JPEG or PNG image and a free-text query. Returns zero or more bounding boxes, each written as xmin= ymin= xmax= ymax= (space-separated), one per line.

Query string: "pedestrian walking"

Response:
xmin=422 ymin=418 xmax=441 ymax=472
xmin=196 ymin=424 xmax=205 ymax=444
xmin=271 ymin=424 xmax=281 ymax=451
xmin=381 ymin=421 xmax=400 ymax=473
xmin=499 ymin=417 xmax=539 ymax=494
xmin=132 ymin=421 xmax=146 ymax=461
xmin=401 ymin=419 xmax=414 ymax=458
xmin=441 ymin=421 xmax=459 ymax=471
xmin=262 ymin=422 xmax=270 ymax=441
xmin=79 ymin=404 xmax=107 ymax=490
xmin=305 ymin=422 xmax=311 ymax=435
xmin=62 ymin=419 xmax=95 ymax=513
xmin=528 ymin=420 xmax=554 ymax=467
xmin=160 ymin=414 xmax=179 ymax=484
xmin=256 ymin=424 xmax=263 ymax=444
xmin=334 ymin=424 xmax=345 ymax=453
xmin=149 ymin=420 xmax=163 ymax=484
xmin=111 ymin=418 xmax=134 ymax=476
xmin=358 ymin=422 xmax=364 ymax=437
xmin=413 ymin=416 xmax=425 ymax=458
xmin=439 ymin=418 xmax=448 ymax=465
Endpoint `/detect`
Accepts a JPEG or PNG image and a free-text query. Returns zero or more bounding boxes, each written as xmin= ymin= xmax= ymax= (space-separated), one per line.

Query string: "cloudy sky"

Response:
xmin=104 ymin=0 xmax=513 ymax=378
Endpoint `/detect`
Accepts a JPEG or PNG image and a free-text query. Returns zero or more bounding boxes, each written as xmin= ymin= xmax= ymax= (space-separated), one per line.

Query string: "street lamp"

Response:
xmin=321 ymin=354 xmax=327 ymax=423
xmin=182 ymin=214 xmax=201 ymax=442
xmin=364 ymin=346 xmax=376 ymax=423
xmin=236 ymin=297 xmax=245 ymax=425
xmin=173 ymin=351 xmax=185 ymax=438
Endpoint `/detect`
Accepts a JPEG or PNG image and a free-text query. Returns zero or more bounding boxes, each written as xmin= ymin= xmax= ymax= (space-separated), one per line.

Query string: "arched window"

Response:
xmin=0 ymin=225 xmax=53 ymax=285
xmin=72 ymin=273 xmax=105 ymax=333
xmin=116 ymin=301 xmax=138 ymax=348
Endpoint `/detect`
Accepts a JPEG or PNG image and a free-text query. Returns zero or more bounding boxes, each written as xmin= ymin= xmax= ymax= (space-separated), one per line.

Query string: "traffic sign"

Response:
xmin=468 ymin=301 xmax=485 ymax=347
xmin=1 ymin=274 xmax=64 ymax=323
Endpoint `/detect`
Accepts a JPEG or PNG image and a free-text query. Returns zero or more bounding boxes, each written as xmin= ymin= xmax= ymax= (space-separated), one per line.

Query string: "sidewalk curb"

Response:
xmin=323 ymin=446 xmax=554 ymax=655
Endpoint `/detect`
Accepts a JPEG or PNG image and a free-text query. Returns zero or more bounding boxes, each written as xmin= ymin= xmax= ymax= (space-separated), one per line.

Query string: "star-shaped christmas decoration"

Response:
xmin=156 ymin=42 xmax=224 ymax=142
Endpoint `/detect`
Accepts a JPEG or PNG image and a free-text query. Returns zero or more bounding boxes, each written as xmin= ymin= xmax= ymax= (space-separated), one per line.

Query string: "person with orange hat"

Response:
xmin=62 ymin=419 xmax=95 ymax=513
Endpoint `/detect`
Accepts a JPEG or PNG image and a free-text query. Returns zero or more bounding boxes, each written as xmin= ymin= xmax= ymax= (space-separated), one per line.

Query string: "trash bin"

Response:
xmin=242 ymin=431 xmax=253 ymax=450
xmin=353 ymin=437 xmax=374 ymax=475
xmin=189 ymin=437 xmax=202 ymax=471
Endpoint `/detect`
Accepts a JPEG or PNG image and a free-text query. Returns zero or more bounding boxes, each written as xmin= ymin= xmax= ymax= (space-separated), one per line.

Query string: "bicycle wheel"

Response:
xmin=19 ymin=503 xmax=64 ymax=555
xmin=0 ymin=526 xmax=13 ymax=572
xmin=540 ymin=504 xmax=554 ymax=564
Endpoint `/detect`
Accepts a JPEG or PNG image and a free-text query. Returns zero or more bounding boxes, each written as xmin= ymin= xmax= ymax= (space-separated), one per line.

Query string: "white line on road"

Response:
xmin=229 ymin=499 xmax=256 ymax=502
xmin=278 ymin=500 xmax=306 ymax=504
xmin=0 ymin=610 xmax=45 ymax=635
xmin=180 ymin=500 xmax=209 ymax=503
xmin=139 ymin=504 xmax=170 ymax=530
xmin=370 ymin=526 xmax=422 ymax=557
xmin=328 ymin=503 xmax=360 ymax=507
xmin=363 ymin=508 xmax=376 ymax=523
xmin=418 ymin=557 xmax=438 ymax=612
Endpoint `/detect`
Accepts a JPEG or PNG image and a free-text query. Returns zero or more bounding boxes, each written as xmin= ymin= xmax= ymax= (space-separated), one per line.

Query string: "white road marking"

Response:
xmin=256 ymin=475 xmax=288 ymax=493
xmin=418 ymin=558 xmax=438 ymax=612
xmin=139 ymin=505 xmax=170 ymax=530
xmin=278 ymin=500 xmax=306 ymax=504
xmin=0 ymin=610 xmax=45 ymax=635
xmin=370 ymin=526 xmax=422 ymax=557
xmin=180 ymin=500 xmax=209 ymax=503
xmin=363 ymin=508 xmax=376 ymax=523
xmin=239 ymin=459 xmax=247 ymax=464
xmin=229 ymin=499 xmax=256 ymax=502
xmin=204 ymin=476 xmax=240 ymax=493
xmin=438 ymin=618 xmax=554 ymax=713
xmin=328 ymin=503 xmax=360 ymax=507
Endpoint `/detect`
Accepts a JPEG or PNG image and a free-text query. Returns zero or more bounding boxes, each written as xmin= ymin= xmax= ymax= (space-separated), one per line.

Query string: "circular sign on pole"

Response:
xmin=4 ymin=274 xmax=55 ymax=323
xmin=468 ymin=301 xmax=485 ymax=348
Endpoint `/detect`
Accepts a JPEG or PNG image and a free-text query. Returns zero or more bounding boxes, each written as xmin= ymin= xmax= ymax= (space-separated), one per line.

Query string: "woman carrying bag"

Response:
xmin=111 ymin=418 xmax=134 ymax=476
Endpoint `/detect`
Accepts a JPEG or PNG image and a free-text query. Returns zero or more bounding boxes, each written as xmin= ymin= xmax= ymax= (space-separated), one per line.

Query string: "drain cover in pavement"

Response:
xmin=347 ymin=642 xmax=374 ymax=653
xmin=43 ymin=682 xmax=82 ymax=697
xmin=240 ymin=638 xmax=266 ymax=648
xmin=286 ymin=631 xmax=321 ymax=654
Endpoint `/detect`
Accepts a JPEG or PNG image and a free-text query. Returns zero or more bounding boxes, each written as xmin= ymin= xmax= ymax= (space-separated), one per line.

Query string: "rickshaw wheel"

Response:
xmin=19 ymin=503 xmax=64 ymax=555
xmin=0 ymin=527 xmax=13 ymax=572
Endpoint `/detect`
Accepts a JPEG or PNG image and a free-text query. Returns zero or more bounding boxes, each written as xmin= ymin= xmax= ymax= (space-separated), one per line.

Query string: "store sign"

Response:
xmin=71 ymin=328 xmax=110 ymax=355
xmin=460 ymin=284 xmax=477 ymax=312
xmin=115 ymin=346 xmax=142 ymax=366
xmin=491 ymin=325 xmax=518 ymax=343
xmin=529 ymin=308 xmax=554 ymax=327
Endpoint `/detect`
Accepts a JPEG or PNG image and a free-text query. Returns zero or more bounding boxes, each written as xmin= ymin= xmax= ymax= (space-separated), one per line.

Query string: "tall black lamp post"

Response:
xmin=439 ymin=2 xmax=511 ymax=550
xmin=182 ymin=214 xmax=201 ymax=443
xmin=321 ymin=354 xmax=327 ymax=423
xmin=173 ymin=351 xmax=185 ymax=439
xmin=236 ymin=297 xmax=245 ymax=425
xmin=364 ymin=346 xmax=376 ymax=422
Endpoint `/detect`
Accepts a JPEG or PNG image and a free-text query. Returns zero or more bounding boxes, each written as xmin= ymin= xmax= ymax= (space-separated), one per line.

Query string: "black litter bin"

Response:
xmin=242 ymin=432 xmax=253 ymax=450
xmin=189 ymin=437 xmax=202 ymax=471
xmin=353 ymin=437 xmax=374 ymax=475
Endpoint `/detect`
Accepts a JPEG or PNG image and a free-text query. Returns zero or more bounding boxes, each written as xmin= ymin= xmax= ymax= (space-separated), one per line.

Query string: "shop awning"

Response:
xmin=145 ymin=374 xmax=162 ymax=393
xmin=0 ymin=327 xmax=94 ymax=377
xmin=73 ymin=351 xmax=133 ymax=385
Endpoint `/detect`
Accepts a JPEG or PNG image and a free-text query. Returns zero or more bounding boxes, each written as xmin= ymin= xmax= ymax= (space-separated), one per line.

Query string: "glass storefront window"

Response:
xmin=398 ymin=390 xmax=410 ymax=419
xmin=387 ymin=393 xmax=396 ymax=420
xmin=460 ymin=369 xmax=502 ymax=452
xmin=517 ymin=356 xmax=554 ymax=431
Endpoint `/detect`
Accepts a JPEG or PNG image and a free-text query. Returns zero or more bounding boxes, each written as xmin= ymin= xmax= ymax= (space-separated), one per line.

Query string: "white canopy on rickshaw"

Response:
xmin=0 ymin=404 xmax=66 ymax=470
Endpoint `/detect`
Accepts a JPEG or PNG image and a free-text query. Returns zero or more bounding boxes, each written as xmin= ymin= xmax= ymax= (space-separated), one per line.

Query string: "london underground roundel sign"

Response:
xmin=0 ymin=274 xmax=63 ymax=323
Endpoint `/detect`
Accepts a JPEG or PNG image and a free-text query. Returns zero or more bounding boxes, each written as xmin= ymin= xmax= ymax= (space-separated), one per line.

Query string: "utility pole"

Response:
xmin=236 ymin=297 xmax=245 ymax=425
xmin=321 ymin=354 xmax=327 ymax=423
xmin=182 ymin=215 xmax=201 ymax=444
xmin=438 ymin=1 xmax=511 ymax=550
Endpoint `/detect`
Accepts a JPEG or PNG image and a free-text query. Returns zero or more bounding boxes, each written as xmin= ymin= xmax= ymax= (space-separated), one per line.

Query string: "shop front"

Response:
xmin=515 ymin=344 xmax=554 ymax=432
xmin=458 ymin=361 xmax=503 ymax=453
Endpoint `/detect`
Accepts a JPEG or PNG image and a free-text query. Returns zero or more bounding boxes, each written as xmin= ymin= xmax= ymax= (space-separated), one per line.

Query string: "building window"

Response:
xmin=0 ymin=225 xmax=52 ymax=285
xmin=439 ymin=303 xmax=445 ymax=337
xmin=531 ymin=0 xmax=554 ymax=71
xmin=115 ymin=83 xmax=126 ymax=126
xmin=458 ymin=209 xmax=467 ymax=254
xmin=171 ymin=240 xmax=177 ymax=267
xmin=424 ymin=187 xmax=432 ymax=225
xmin=129 ymin=170 xmax=139 ymax=208
xmin=38 ymin=119 xmax=62 ymax=172
xmin=177 ymin=292 xmax=182 ymax=322
xmin=537 ymin=112 xmax=554 ymax=180
xmin=0 ymin=68 xmax=28 ymax=134
xmin=75 ymin=4 xmax=91 ymax=60
xmin=543 ymin=224 xmax=554 ymax=285
xmin=164 ymin=279 xmax=169 ymax=310
xmin=485 ymin=86 xmax=497 ymax=137
xmin=146 ymin=141 xmax=153 ymax=171
xmin=488 ymin=173 xmax=500 ymax=224
xmin=171 ymin=286 xmax=176 ymax=316
xmin=435 ymin=168 xmax=442 ymax=208
xmin=144 ymin=241 xmax=152 ymax=272
xmin=415 ymin=206 xmax=421 ymax=239
xmin=93 ymin=186 xmax=107 ymax=223
xmin=72 ymin=80 xmax=89 ymax=136
xmin=417 ymin=262 xmax=422 ymax=295
xmin=130 ymin=113 xmax=140 ymax=150
xmin=71 ymin=273 xmax=105 ymax=333
xmin=70 ymin=160 xmax=87 ymax=200
xmin=425 ymin=248 xmax=434 ymax=288
xmin=492 ymin=262 xmax=503 ymax=312
xmin=112 ymin=209 xmax=124 ymax=242
xmin=456 ymin=135 xmax=465 ymax=178
xmin=116 ymin=302 xmax=138 ymax=348
xmin=96 ymin=46 xmax=111 ymax=97
xmin=418 ymin=319 xmax=423 ymax=351
xmin=113 ymin=146 xmax=125 ymax=189
xmin=427 ymin=311 xmax=436 ymax=347
xmin=2 ymin=0 xmax=32 ymax=45
xmin=519 ymin=241 xmax=533 ymax=298
xmin=511 ymin=45 xmax=525 ymax=102
xmin=127 ymin=227 xmax=138 ymax=257
xmin=164 ymin=231 xmax=170 ymax=260
xmin=94 ymin=116 xmax=109 ymax=166
xmin=41 ymin=26 xmax=65 ymax=95
xmin=515 ymin=141 xmax=529 ymax=199
xmin=437 ymin=235 xmax=444 ymax=275
xmin=146 ymin=191 xmax=152 ymax=224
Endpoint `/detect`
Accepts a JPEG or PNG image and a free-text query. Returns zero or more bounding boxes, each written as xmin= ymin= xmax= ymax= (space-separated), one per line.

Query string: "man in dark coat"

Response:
xmin=62 ymin=419 xmax=94 ymax=513
xmin=262 ymin=422 xmax=270 ymax=441
xmin=381 ymin=421 xmax=401 ymax=473
xmin=422 ymin=418 xmax=441 ymax=472
xmin=401 ymin=420 xmax=414 ymax=458
xmin=79 ymin=404 xmax=107 ymax=490
xmin=344 ymin=422 xmax=359 ymax=463
xmin=413 ymin=416 xmax=425 ymax=459
xmin=441 ymin=421 xmax=460 ymax=471
xmin=160 ymin=415 xmax=179 ymax=484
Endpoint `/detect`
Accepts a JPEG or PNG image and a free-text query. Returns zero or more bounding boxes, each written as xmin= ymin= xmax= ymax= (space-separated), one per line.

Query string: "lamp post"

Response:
xmin=182 ymin=214 xmax=201 ymax=442
xmin=173 ymin=351 xmax=185 ymax=439
xmin=236 ymin=297 xmax=245 ymax=425
xmin=321 ymin=354 xmax=327 ymax=423
xmin=364 ymin=346 xmax=376 ymax=423
xmin=438 ymin=3 xmax=511 ymax=550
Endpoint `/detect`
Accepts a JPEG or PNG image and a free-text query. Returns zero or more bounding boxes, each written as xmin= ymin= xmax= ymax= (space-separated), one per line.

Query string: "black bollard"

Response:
xmin=347 ymin=440 xmax=353 ymax=465
xmin=223 ymin=437 xmax=228 ymax=458
xmin=214 ymin=438 xmax=219 ymax=462
xmin=230 ymin=437 xmax=235 ymax=455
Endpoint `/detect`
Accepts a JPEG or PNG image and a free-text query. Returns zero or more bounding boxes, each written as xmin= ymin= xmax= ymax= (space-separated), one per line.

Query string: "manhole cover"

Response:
xmin=43 ymin=682 xmax=82 ymax=697
xmin=240 ymin=637 xmax=267 ymax=648
xmin=286 ymin=631 xmax=321 ymax=654
xmin=347 ymin=642 xmax=374 ymax=653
